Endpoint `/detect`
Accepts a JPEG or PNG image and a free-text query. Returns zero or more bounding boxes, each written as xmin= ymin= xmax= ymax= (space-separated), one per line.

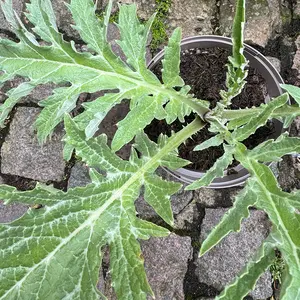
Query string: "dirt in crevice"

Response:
xmin=211 ymin=0 xmax=221 ymax=35
xmin=182 ymin=203 xmax=219 ymax=299
xmin=52 ymin=155 xmax=77 ymax=191
xmin=0 ymin=29 xmax=19 ymax=41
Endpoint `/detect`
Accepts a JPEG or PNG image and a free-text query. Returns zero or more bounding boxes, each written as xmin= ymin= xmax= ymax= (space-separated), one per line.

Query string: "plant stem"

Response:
xmin=222 ymin=105 xmax=300 ymax=120
xmin=110 ymin=117 xmax=205 ymax=201
xmin=157 ymin=116 xmax=206 ymax=155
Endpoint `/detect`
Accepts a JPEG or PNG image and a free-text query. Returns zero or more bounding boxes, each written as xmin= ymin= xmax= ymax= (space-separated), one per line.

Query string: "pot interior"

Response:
xmin=147 ymin=36 xmax=285 ymax=188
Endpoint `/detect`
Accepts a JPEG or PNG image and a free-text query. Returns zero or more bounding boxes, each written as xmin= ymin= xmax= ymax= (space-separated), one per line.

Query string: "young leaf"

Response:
xmin=68 ymin=0 xmax=113 ymax=55
xmin=186 ymin=145 xmax=234 ymax=190
xmin=112 ymin=94 xmax=167 ymax=151
xmin=116 ymin=4 xmax=155 ymax=77
xmin=164 ymin=86 xmax=194 ymax=124
xmin=248 ymin=133 xmax=300 ymax=162
xmin=193 ymin=134 xmax=224 ymax=151
xmin=243 ymin=160 xmax=300 ymax=299
xmin=281 ymin=84 xmax=300 ymax=105
xmin=0 ymin=115 xmax=204 ymax=299
xmin=232 ymin=94 xmax=288 ymax=141
xmin=219 ymin=0 xmax=247 ymax=107
xmin=0 ymin=82 xmax=34 ymax=127
xmin=216 ymin=238 xmax=276 ymax=300
xmin=162 ymin=28 xmax=184 ymax=88
xmin=200 ymin=182 xmax=257 ymax=256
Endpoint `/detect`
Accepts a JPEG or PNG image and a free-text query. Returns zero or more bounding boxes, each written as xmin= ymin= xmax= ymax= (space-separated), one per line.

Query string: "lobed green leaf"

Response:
xmin=186 ymin=145 xmax=234 ymax=190
xmin=232 ymin=94 xmax=288 ymax=141
xmin=239 ymin=158 xmax=300 ymax=299
xmin=193 ymin=134 xmax=224 ymax=151
xmin=216 ymin=238 xmax=276 ymax=300
xmin=0 ymin=0 xmax=208 ymax=147
xmin=248 ymin=133 xmax=300 ymax=162
xmin=281 ymin=84 xmax=300 ymax=106
xmin=0 ymin=115 xmax=205 ymax=299
xmin=200 ymin=183 xmax=257 ymax=256
xmin=161 ymin=28 xmax=184 ymax=88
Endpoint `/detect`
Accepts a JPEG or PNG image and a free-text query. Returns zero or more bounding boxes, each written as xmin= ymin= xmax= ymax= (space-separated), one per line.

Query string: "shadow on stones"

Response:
xmin=181 ymin=203 xmax=220 ymax=299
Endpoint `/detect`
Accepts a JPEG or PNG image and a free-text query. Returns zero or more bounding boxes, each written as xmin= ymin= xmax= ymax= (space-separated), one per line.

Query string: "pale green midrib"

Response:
xmin=0 ymin=118 xmax=205 ymax=299
xmin=248 ymin=160 xmax=300 ymax=271
xmin=0 ymin=54 xmax=209 ymax=117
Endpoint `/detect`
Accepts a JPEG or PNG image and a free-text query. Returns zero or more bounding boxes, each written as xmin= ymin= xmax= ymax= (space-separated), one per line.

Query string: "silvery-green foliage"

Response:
xmin=0 ymin=115 xmax=204 ymax=299
xmin=0 ymin=0 xmax=209 ymax=147
xmin=185 ymin=1 xmax=300 ymax=298
xmin=1 ymin=0 xmax=300 ymax=299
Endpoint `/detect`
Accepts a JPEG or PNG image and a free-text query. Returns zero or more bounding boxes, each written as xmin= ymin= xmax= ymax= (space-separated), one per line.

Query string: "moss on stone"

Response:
xmin=150 ymin=0 xmax=172 ymax=51
xmin=97 ymin=0 xmax=172 ymax=52
xmin=96 ymin=10 xmax=119 ymax=23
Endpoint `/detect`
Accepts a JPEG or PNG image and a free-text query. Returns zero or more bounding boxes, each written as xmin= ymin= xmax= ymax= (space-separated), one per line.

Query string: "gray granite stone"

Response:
xmin=0 ymin=200 xmax=28 ymax=223
xmin=167 ymin=0 xmax=216 ymax=37
xmin=52 ymin=0 xmax=79 ymax=38
xmin=266 ymin=56 xmax=281 ymax=74
xmin=0 ymin=174 xmax=28 ymax=224
xmin=196 ymin=208 xmax=272 ymax=299
xmin=141 ymin=233 xmax=192 ymax=299
xmin=22 ymin=83 xmax=58 ymax=104
xmin=101 ymin=0 xmax=156 ymax=20
xmin=278 ymin=155 xmax=300 ymax=191
xmin=0 ymin=0 xmax=24 ymax=32
xmin=174 ymin=200 xmax=197 ymax=230
xmin=193 ymin=187 xmax=241 ymax=208
xmin=219 ymin=0 xmax=282 ymax=47
xmin=292 ymin=35 xmax=300 ymax=79
xmin=68 ymin=162 xmax=90 ymax=189
xmin=1 ymin=107 xmax=66 ymax=182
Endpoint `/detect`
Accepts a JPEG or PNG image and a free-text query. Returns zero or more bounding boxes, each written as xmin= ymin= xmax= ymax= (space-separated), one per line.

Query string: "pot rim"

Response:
xmin=148 ymin=35 xmax=286 ymax=189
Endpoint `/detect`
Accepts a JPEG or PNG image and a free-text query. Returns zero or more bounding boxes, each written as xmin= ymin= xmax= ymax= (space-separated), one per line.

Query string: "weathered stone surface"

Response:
xmin=196 ymin=208 xmax=272 ymax=299
xmin=193 ymin=187 xmax=241 ymax=207
xmin=174 ymin=200 xmax=197 ymax=230
xmin=0 ymin=200 xmax=28 ymax=223
xmin=219 ymin=0 xmax=282 ymax=47
xmin=68 ymin=162 xmax=90 ymax=189
xmin=167 ymin=0 xmax=215 ymax=37
xmin=101 ymin=0 xmax=156 ymax=20
xmin=294 ymin=1 xmax=300 ymax=19
xmin=52 ymin=0 xmax=79 ymax=38
xmin=292 ymin=35 xmax=300 ymax=78
xmin=0 ymin=0 xmax=24 ymax=32
xmin=1 ymin=107 xmax=66 ymax=182
xmin=22 ymin=83 xmax=57 ymax=104
xmin=266 ymin=56 xmax=281 ymax=73
xmin=278 ymin=155 xmax=300 ymax=191
xmin=99 ymin=234 xmax=191 ymax=299
xmin=141 ymin=233 xmax=192 ymax=299
xmin=0 ymin=175 xmax=28 ymax=223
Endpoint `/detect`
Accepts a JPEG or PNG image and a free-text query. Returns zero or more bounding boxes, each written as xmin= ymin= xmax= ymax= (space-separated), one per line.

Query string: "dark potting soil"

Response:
xmin=145 ymin=47 xmax=274 ymax=172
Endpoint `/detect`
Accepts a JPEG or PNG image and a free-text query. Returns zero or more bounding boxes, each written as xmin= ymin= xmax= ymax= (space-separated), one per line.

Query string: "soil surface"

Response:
xmin=145 ymin=48 xmax=274 ymax=171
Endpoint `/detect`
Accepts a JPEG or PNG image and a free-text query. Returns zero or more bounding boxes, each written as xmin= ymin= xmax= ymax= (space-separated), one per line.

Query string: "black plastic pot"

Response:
xmin=148 ymin=35 xmax=285 ymax=189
